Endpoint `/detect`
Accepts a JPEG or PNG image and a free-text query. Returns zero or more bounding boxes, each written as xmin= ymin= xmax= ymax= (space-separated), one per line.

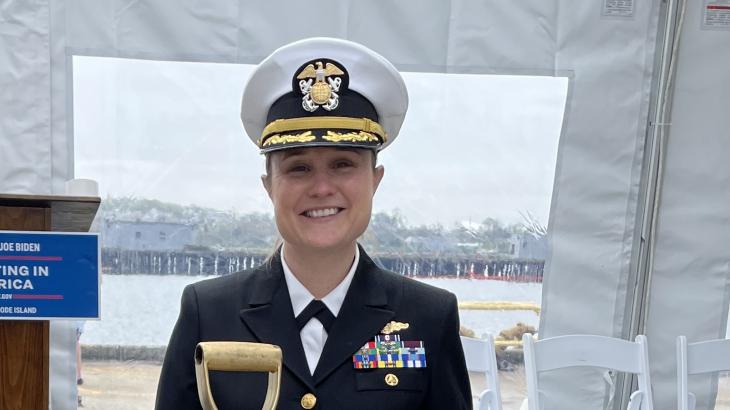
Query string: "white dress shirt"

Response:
xmin=281 ymin=245 xmax=359 ymax=375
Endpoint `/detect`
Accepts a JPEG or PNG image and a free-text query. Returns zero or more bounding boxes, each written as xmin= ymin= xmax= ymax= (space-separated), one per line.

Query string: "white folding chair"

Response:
xmin=461 ymin=334 xmax=503 ymax=410
xmin=676 ymin=335 xmax=730 ymax=410
xmin=522 ymin=334 xmax=653 ymax=410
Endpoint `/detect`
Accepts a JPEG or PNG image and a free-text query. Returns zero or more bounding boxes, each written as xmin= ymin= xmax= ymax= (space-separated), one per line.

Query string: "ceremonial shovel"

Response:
xmin=195 ymin=342 xmax=283 ymax=410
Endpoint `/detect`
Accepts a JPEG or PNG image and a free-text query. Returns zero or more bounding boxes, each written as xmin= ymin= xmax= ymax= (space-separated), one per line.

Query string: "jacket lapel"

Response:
xmin=238 ymin=256 xmax=314 ymax=390
xmin=313 ymin=249 xmax=397 ymax=384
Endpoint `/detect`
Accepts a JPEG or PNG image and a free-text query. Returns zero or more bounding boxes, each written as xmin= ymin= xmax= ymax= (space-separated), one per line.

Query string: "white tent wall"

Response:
xmin=0 ymin=2 xmax=52 ymax=193
xmin=644 ymin=2 xmax=730 ymax=409
xmin=538 ymin=1 xmax=662 ymax=407
xmin=0 ymin=3 xmax=80 ymax=409
xmin=444 ymin=1 xmax=557 ymax=72
xmin=2 ymin=1 xmax=727 ymax=409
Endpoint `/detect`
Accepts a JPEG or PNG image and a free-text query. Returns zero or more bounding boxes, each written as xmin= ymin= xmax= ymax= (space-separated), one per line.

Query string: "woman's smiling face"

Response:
xmin=263 ymin=147 xmax=384 ymax=253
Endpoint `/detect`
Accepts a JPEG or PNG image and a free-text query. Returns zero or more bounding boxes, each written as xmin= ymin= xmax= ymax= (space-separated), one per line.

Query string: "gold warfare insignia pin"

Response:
xmin=296 ymin=61 xmax=345 ymax=112
xmin=381 ymin=321 xmax=410 ymax=334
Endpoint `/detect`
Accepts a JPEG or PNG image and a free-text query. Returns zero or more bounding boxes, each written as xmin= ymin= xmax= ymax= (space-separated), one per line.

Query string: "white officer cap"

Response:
xmin=241 ymin=37 xmax=408 ymax=153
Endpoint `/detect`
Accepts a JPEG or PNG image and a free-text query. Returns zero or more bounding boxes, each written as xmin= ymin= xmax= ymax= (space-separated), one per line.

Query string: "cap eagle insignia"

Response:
xmin=297 ymin=61 xmax=345 ymax=112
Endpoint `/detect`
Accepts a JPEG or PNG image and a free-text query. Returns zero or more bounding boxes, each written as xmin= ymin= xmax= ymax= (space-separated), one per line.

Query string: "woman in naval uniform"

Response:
xmin=155 ymin=37 xmax=472 ymax=410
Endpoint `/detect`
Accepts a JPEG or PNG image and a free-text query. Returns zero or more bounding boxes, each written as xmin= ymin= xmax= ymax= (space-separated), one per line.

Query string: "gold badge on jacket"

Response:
xmin=381 ymin=321 xmax=409 ymax=334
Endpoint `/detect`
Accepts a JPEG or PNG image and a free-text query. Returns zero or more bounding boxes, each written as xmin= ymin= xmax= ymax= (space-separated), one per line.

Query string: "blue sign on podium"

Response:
xmin=0 ymin=231 xmax=100 ymax=320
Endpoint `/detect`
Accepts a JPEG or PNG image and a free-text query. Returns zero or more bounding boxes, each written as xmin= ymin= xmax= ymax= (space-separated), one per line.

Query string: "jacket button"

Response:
xmin=300 ymin=393 xmax=317 ymax=409
xmin=385 ymin=373 xmax=399 ymax=387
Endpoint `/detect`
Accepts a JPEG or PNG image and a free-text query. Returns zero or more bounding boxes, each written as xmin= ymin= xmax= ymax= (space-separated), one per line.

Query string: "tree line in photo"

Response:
xmin=97 ymin=196 xmax=547 ymax=259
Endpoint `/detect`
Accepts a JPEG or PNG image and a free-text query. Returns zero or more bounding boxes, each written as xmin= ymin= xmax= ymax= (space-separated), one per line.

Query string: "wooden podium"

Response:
xmin=0 ymin=194 xmax=100 ymax=410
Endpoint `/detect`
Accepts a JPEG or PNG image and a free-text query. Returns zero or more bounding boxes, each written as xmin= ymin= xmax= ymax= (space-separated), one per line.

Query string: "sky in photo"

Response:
xmin=73 ymin=56 xmax=568 ymax=227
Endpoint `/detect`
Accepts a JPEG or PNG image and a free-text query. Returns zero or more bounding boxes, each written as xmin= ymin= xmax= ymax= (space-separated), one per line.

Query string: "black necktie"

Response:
xmin=296 ymin=300 xmax=336 ymax=333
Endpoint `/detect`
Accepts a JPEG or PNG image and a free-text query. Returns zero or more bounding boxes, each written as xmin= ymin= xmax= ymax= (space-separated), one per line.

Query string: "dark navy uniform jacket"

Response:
xmin=155 ymin=247 xmax=472 ymax=409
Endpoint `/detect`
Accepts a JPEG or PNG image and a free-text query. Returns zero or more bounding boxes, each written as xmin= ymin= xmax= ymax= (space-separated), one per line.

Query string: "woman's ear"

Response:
xmin=372 ymin=165 xmax=385 ymax=193
xmin=261 ymin=174 xmax=273 ymax=199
